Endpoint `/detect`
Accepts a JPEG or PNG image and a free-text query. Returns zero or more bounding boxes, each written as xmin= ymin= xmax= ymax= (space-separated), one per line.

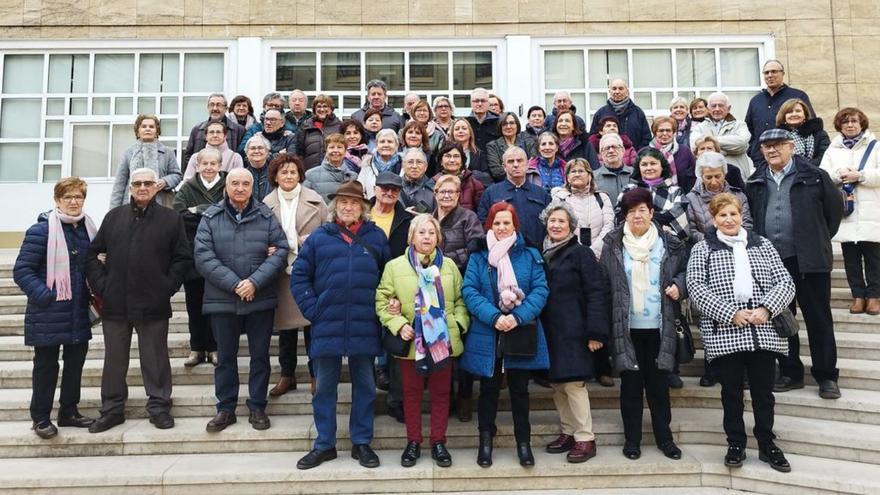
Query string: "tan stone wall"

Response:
xmin=0 ymin=0 xmax=876 ymax=124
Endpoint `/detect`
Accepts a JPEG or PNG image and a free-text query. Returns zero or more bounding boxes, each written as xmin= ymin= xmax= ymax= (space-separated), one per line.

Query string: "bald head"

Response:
xmin=609 ymin=79 xmax=629 ymax=102
xmin=226 ymin=168 xmax=254 ymax=209
xmin=553 ymin=91 xmax=572 ymax=112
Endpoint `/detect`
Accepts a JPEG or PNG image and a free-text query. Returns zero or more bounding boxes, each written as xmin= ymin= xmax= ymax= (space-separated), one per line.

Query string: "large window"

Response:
xmin=542 ymin=45 xmax=762 ymax=121
xmin=275 ymin=49 xmax=494 ymax=117
xmin=0 ymin=50 xmax=226 ymax=182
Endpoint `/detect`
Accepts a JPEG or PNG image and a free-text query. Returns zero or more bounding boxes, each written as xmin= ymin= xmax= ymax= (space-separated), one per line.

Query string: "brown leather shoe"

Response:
xmin=545 ymin=433 xmax=574 ymax=453
xmin=567 ymin=440 xmax=597 ymax=463
xmin=850 ymin=298 xmax=866 ymax=314
xmin=866 ymin=298 xmax=880 ymax=316
xmin=597 ymin=375 xmax=615 ymax=387
xmin=269 ymin=376 xmax=294 ymax=397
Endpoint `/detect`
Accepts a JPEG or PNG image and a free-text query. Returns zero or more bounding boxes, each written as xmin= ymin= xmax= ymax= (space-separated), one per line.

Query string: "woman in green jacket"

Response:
xmin=376 ymin=213 xmax=469 ymax=468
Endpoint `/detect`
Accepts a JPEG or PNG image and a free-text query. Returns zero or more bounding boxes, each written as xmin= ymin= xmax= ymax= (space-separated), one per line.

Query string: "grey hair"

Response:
xmin=402 ymin=147 xmax=427 ymax=163
xmin=694 ymin=151 xmax=729 ymax=188
xmin=553 ymin=90 xmax=572 ymax=101
xmin=471 ymin=87 xmax=489 ymax=99
xmin=366 ymin=79 xmax=387 ymax=93
xmin=130 ymin=167 xmax=158 ymax=184
xmin=707 ymin=91 xmax=730 ymax=106
xmin=539 ymin=200 xmax=579 ymax=228
xmin=376 ymin=128 xmax=400 ymax=148
xmin=196 ymin=147 xmax=222 ymax=164
xmin=501 ymin=145 xmax=527 ymax=163
xmin=599 ymin=132 xmax=623 ymax=148
xmin=207 ymin=93 xmax=227 ymax=105
xmin=262 ymin=92 xmax=285 ymax=107
xmin=327 ymin=197 xmax=371 ymax=223
xmin=245 ymin=134 xmax=270 ymax=151
xmin=432 ymin=96 xmax=455 ymax=113
xmin=668 ymin=96 xmax=688 ymax=111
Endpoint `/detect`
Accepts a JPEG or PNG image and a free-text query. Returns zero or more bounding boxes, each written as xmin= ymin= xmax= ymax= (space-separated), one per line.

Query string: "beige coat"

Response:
xmin=263 ymin=186 xmax=328 ymax=330
xmin=820 ymin=130 xmax=880 ymax=243
xmin=690 ymin=117 xmax=754 ymax=178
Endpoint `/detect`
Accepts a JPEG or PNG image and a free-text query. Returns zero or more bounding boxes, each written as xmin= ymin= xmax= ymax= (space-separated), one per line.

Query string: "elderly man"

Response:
xmin=745 ymin=60 xmax=814 ymax=164
xmin=194 ymin=168 xmax=289 ymax=432
xmin=690 ymin=92 xmax=754 ymax=178
xmin=254 ymin=109 xmax=297 ymax=156
xmin=478 ymin=146 xmax=551 ymax=248
xmin=466 ymin=87 xmax=500 ymax=154
xmin=292 ymin=180 xmax=390 ymax=470
xmin=400 ymin=148 xmax=435 ymax=212
xmin=351 ymin=79 xmax=402 ymax=131
xmin=238 ymin=92 xmax=297 ymax=153
xmin=284 ymin=89 xmax=313 ymax=131
xmin=86 ymin=168 xmax=192 ymax=433
xmin=544 ymin=91 xmax=587 ymax=132
xmin=182 ymin=93 xmax=246 ymax=166
xmin=589 ymin=79 xmax=652 ymax=149
xmin=594 ymin=133 xmax=634 ymax=207
xmin=401 ymin=92 xmax=420 ymax=125
xmin=243 ymin=135 xmax=273 ymax=201
xmin=745 ymin=129 xmax=843 ymax=400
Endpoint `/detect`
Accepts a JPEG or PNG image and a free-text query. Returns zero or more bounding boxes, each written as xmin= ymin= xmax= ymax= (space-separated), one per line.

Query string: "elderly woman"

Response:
xmin=486 ymin=112 xmax=538 ymax=181
xmin=619 ymin=148 xmax=690 ymax=241
xmin=432 ymin=97 xmax=455 ymax=136
xmin=227 ymin=95 xmax=256 ymax=129
xmin=650 ymin=116 xmax=696 ymax=193
xmin=686 ymin=151 xmax=753 ymax=242
xmin=433 ymin=175 xmax=484 ymax=274
xmin=600 ymin=188 xmax=688 ymax=461
xmin=539 ymin=201 xmax=609 ymax=463
xmin=551 ymin=158 xmax=614 ymax=259
xmin=669 ymin=96 xmax=694 ymax=148
xmin=358 ymin=128 xmax=401 ymax=198
xmin=243 ymin=134 xmax=273 ymax=201
xmin=375 ymin=214 xmax=469 ymax=468
xmin=264 ymin=154 xmax=328 ymax=397
xmin=693 ymin=135 xmax=746 ymax=190
xmin=400 ymin=148 xmax=436 ymax=213
xmin=411 ymin=100 xmax=447 ymax=158
xmin=820 ymin=107 xmax=880 ymax=315
xmin=553 ymin=110 xmax=599 ymax=169
xmin=528 ymin=132 xmax=567 ymax=193
xmin=111 ymin=114 xmax=182 ymax=208
xmin=777 ymin=98 xmax=830 ymax=166
xmin=173 ymin=148 xmax=227 ymax=368
xmin=340 ymin=119 xmax=371 ymax=175
xmin=14 ymin=177 xmax=97 ymax=438
xmin=183 ymin=121 xmax=244 ymax=180
xmin=448 ymin=118 xmax=491 ymax=183
xmin=687 ymin=193 xmax=796 ymax=472
xmin=433 ymin=142 xmax=485 ymax=212
xmin=526 ymin=106 xmax=546 ymax=138
xmin=291 ymin=180 xmax=390 ymax=470
xmin=459 ymin=202 xmax=550 ymax=467
xmin=297 ymin=95 xmax=344 ymax=171
xmin=589 ymin=116 xmax=637 ymax=168
xmin=304 ymin=133 xmax=358 ymax=204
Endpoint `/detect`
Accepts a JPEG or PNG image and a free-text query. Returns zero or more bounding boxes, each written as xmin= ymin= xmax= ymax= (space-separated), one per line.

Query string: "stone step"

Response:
xmin=795 ymin=308 xmax=880 ymax=333
xmin=0 ymin=312 xmax=193 ymax=337
xmin=0 ymin=293 xmax=187 ymax=315
xmin=0 ymin=445 xmax=877 ymax=495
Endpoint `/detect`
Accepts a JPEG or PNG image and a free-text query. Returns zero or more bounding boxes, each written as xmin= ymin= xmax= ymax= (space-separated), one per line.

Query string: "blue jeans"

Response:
xmin=211 ymin=310 xmax=274 ymax=413
xmin=312 ymin=355 xmax=376 ymax=450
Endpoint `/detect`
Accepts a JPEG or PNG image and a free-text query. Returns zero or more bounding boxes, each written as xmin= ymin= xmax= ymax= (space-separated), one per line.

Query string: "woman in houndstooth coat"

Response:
xmin=686 ymin=192 xmax=796 ymax=473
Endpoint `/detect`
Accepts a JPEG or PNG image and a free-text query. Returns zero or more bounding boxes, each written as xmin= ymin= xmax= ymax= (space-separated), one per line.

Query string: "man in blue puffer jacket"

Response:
xmin=194 ymin=168 xmax=289 ymax=433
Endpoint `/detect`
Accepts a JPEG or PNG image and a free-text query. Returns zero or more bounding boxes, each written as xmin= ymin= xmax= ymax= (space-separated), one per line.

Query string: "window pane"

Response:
xmin=342 ymin=95 xmax=362 ymax=113
xmin=453 ymin=52 xmax=492 ymax=90
xmin=184 ymin=53 xmax=223 ymax=92
xmin=93 ymin=97 xmax=111 ymax=114
xmin=70 ymin=97 xmax=88 ymax=115
xmin=115 ymin=97 xmax=133 ymax=115
xmin=657 ymin=91 xmax=674 ymax=109
xmin=138 ymin=96 xmax=156 ymax=114
xmin=71 ymin=124 xmax=109 ymax=177
xmin=387 ymin=95 xmax=404 ymax=111
xmin=182 ymin=96 xmax=205 ymax=135
xmin=634 ymin=92 xmax=652 ymax=109
xmin=45 ymin=120 xmax=63 ymax=138
xmin=276 ymin=52 xmax=316 ymax=91
xmin=2 ymin=55 xmax=43 ymax=94
xmin=0 ymin=99 xmax=41 ymax=138
xmin=44 ymin=142 xmax=62 ymax=160
xmin=720 ymin=48 xmax=760 ymax=87
xmin=678 ymin=90 xmax=696 ymax=102
xmin=676 ymin=48 xmax=716 ymax=87
xmin=726 ymin=91 xmax=759 ymax=118
xmin=453 ymin=95 xmax=469 ymax=112
xmin=409 ymin=52 xmax=448 ymax=91
xmin=544 ymin=50 xmax=585 ymax=90
xmin=43 ymin=164 xmax=62 ymax=183
xmin=139 ymin=53 xmax=180 ymax=93
xmin=110 ymin=124 xmax=132 ymax=176
xmin=47 ymin=98 xmax=65 ymax=116
xmin=162 ymin=118 xmax=178 ymax=137
xmin=366 ymin=52 xmax=404 ymax=91
xmin=94 ymin=54 xmax=134 ymax=93
xmin=160 ymin=96 xmax=178 ymax=115
xmin=0 ymin=143 xmax=39 ymax=181
xmin=321 ymin=52 xmax=360 ymax=91
xmin=589 ymin=93 xmax=607 ymax=112
xmin=633 ymin=49 xmax=672 ymax=88
xmin=48 ymin=54 xmax=89 ymax=93
xmin=588 ymin=50 xmax=627 ymax=89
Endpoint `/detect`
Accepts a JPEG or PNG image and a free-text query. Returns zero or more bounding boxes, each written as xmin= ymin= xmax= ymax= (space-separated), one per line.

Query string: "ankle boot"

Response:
xmin=851 ymin=297 xmax=866 ymax=314
xmin=477 ymin=431 xmax=493 ymax=467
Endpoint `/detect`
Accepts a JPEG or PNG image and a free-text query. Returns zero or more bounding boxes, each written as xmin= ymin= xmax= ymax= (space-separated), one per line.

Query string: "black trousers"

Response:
xmin=386 ymin=351 xmax=403 ymax=409
xmin=278 ymin=326 xmax=313 ymax=378
xmin=30 ymin=342 xmax=88 ymax=423
xmin=841 ymin=241 xmax=880 ymax=298
xmin=780 ymin=256 xmax=839 ymax=382
xmin=593 ymin=345 xmax=613 ymax=378
xmin=183 ymin=278 xmax=216 ymax=352
xmin=715 ymin=350 xmax=777 ymax=450
xmin=619 ymin=329 xmax=673 ymax=446
xmin=477 ymin=359 xmax=531 ymax=443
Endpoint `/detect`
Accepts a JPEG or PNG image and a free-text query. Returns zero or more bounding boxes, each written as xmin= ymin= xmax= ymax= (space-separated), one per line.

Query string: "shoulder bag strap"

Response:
xmin=337 ymin=224 xmax=382 ymax=267
xmin=858 ymin=140 xmax=877 ymax=172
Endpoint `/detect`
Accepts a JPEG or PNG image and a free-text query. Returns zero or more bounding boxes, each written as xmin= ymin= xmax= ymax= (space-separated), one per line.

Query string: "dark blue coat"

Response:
xmin=14 ymin=213 xmax=92 ymax=347
xmin=291 ymin=221 xmax=390 ymax=358
xmin=745 ymin=85 xmax=813 ymax=164
xmin=194 ymin=198 xmax=289 ymax=315
xmin=589 ymin=101 xmax=653 ymax=149
xmin=459 ymin=234 xmax=550 ymax=377
xmin=477 ymin=179 xmax=551 ymax=249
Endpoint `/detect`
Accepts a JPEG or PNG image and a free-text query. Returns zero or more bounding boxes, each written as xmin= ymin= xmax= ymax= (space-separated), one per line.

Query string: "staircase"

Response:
xmin=1 ymin=249 xmax=879 ymax=494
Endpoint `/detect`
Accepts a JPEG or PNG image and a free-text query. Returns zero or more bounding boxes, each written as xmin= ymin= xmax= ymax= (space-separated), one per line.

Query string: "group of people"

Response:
xmin=14 ymin=58 xmax=878 ymax=478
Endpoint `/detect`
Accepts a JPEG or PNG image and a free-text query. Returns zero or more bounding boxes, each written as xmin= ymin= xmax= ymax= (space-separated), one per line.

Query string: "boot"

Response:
xmin=269 ymin=376 xmax=294 ymax=397
xmin=477 ymin=431 xmax=493 ymax=467
xmin=866 ymin=298 xmax=880 ymax=316
xmin=850 ymin=297 xmax=866 ymax=314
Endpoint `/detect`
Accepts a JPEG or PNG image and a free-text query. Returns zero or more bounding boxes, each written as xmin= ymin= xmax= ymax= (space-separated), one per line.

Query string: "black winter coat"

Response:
xmin=541 ymin=237 xmax=610 ymax=382
xmin=86 ymin=200 xmax=192 ymax=321
xmin=589 ymin=102 xmax=653 ymax=149
xmin=296 ymin=114 xmax=343 ymax=171
xmin=182 ymin=115 xmax=246 ymax=167
xmin=371 ymin=200 xmax=414 ymax=258
xmin=172 ymin=173 xmax=227 ymax=280
xmin=467 ymin=113 xmax=501 ymax=153
xmin=558 ymin=134 xmax=600 ymax=170
xmin=780 ymin=117 xmax=831 ymax=167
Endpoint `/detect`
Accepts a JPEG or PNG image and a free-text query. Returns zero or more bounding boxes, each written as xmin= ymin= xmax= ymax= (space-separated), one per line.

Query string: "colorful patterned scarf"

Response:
xmin=408 ymin=247 xmax=451 ymax=374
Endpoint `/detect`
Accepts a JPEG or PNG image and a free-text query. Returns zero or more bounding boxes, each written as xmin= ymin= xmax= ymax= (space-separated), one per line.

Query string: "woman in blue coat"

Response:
xmin=459 ymin=201 xmax=550 ymax=468
xmin=13 ymin=177 xmax=98 ymax=439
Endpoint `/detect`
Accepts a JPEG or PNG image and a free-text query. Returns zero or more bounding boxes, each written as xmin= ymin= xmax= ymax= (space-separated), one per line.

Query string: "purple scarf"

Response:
xmin=559 ymin=136 xmax=578 ymax=158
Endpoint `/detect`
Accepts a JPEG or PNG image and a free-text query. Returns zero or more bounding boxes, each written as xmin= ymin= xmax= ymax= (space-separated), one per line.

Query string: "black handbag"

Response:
xmin=771 ymin=308 xmax=799 ymax=338
xmin=674 ymin=312 xmax=695 ymax=364
xmin=381 ymin=327 xmax=411 ymax=357
xmin=498 ymin=321 xmax=538 ymax=357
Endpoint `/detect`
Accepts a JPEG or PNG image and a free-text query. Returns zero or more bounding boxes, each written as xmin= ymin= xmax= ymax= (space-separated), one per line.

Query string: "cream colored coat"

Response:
xmin=690 ymin=118 xmax=754 ymax=178
xmin=263 ymin=186 xmax=328 ymax=330
xmin=820 ymin=130 xmax=880 ymax=243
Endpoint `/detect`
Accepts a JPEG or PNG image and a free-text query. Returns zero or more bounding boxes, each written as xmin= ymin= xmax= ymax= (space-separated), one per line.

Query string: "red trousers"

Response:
xmin=398 ymin=358 xmax=452 ymax=445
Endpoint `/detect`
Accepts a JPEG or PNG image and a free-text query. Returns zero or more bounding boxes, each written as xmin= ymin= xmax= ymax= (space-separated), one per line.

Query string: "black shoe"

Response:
xmin=699 ymin=375 xmax=717 ymax=387
xmin=32 ymin=420 xmax=58 ymax=439
xmin=667 ymin=373 xmax=684 ymax=389
xmin=88 ymin=414 xmax=125 ymax=434
xmin=517 ymin=442 xmax=535 ymax=466
xmin=431 ymin=442 xmax=452 ymax=468
xmin=477 ymin=431 xmax=493 ymax=467
xmin=759 ymin=444 xmax=791 ymax=473
xmin=296 ymin=447 xmax=337 ymax=470
xmin=622 ymin=442 xmax=641 ymax=460
xmin=659 ymin=441 xmax=682 ymax=460
xmin=57 ymin=412 xmax=95 ymax=428
xmin=205 ymin=411 xmax=237 ymax=432
xmin=400 ymin=441 xmax=420 ymax=467
xmin=375 ymin=368 xmax=390 ymax=391
xmin=818 ymin=380 xmax=841 ymax=399
xmin=249 ymin=410 xmax=271 ymax=430
xmin=725 ymin=444 xmax=747 ymax=468
xmin=532 ymin=377 xmax=551 ymax=388
xmin=351 ymin=444 xmax=380 ymax=468
xmin=387 ymin=404 xmax=405 ymax=424
xmin=773 ymin=376 xmax=804 ymax=393
xmin=149 ymin=412 xmax=175 ymax=429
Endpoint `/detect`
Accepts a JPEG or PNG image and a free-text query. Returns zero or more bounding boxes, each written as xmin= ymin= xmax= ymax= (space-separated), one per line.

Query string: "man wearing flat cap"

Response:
xmin=745 ymin=129 xmax=844 ymax=400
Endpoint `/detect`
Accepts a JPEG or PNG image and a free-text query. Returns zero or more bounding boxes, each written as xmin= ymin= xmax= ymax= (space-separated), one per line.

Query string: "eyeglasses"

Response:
xmin=842 ymin=119 xmax=861 ymax=125
xmin=600 ymin=145 xmax=622 ymax=152
xmin=264 ymin=117 xmax=282 ymax=123
xmin=436 ymin=189 xmax=459 ymax=196
xmin=760 ymin=142 xmax=791 ymax=151
xmin=471 ymin=99 xmax=488 ymax=103
xmin=131 ymin=181 xmax=156 ymax=188
xmin=762 ymin=69 xmax=783 ymax=75
xmin=60 ymin=195 xmax=84 ymax=203
xmin=404 ymin=159 xmax=427 ymax=165
xmin=435 ymin=104 xmax=451 ymax=109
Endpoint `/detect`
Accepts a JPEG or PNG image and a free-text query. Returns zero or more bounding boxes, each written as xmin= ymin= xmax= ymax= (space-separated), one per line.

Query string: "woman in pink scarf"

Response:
xmin=13 ymin=177 xmax=98 ymax=439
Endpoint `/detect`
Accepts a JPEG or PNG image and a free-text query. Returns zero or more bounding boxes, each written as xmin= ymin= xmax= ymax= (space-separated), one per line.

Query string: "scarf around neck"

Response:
xmin=843 ymin=131 xmax=865 ymax=150
xmin=716 ymin=228 xmax=753 ymax=303
xmin=131 ymin=141 xmax=160 ymax=172
xmin=622 ymin=222 xmax=659 ymax=313
xmin=47 ymin=209 xmax=98 ymax=301
xmin=407 ymin=247 xmax=451 ymax=374
xmin=277 ymin=184 xmax=301 ymax=264
xmin=559 ymin=136 xmax=578 ymax=157
xmin=610 ymin=97 xmax=631 ymax=116
xmin=373 ymin=153 xmax=401 ymax=173
xmin=542 ymin=233 xmax=574 ymax=263
xmin=487 ymin=230 xmax=524 ymax=312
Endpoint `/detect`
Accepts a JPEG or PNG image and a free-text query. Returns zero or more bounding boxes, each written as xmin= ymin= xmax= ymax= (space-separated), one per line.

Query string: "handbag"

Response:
xmin=381 ymin=327 xmax=411 ymax=358
xmin=841 ymin=140 xmax=876 ymax=217
xmin=498 ymin=320 xmax=538 ymax=357
xmin=751 ymin=274 xmax=800 ymax=338
xmin=88 ymin=293 xmax=103 ymax=328
xmin=674 ymin=313 xmax=695 ymax=364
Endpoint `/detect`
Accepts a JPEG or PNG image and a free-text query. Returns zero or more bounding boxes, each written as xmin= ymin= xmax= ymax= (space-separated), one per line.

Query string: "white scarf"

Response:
xmin=277 ymin=185 xmax=301 ymax=271
xmin=716 ymin=228 xmax=753 ymax=303
xmin=199 ymin=174 xmax=221 ymax=190
xmin=622 ymin=222 xmax=658 ymax=313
